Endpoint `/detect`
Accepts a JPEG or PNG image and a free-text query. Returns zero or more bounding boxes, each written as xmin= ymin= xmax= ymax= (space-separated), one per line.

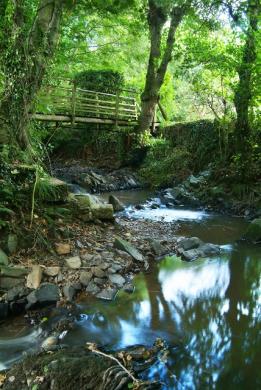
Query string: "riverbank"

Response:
xmin=1 ymin=159 xmax=258 ymax=321
xmin=0 ymin=184 xmax=260 ymax=388
xmin=1 ymin=158 xmax=260 ymax=389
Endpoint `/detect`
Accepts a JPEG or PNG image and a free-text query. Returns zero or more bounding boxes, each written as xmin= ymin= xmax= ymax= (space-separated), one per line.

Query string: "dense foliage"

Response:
xmin=0 ymin=0 xmax=260 ymax=217
xmin=74 ymin=70 xmax=125 ymax=93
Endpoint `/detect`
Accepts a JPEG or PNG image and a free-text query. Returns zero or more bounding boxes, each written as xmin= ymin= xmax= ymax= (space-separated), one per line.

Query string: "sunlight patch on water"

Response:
xmin=128 ymin=207 xmax=209 ymax=222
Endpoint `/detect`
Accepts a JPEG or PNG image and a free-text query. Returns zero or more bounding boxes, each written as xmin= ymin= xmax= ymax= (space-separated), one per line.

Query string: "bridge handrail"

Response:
xmin=37 ymin=81 xmax=139 ymax=122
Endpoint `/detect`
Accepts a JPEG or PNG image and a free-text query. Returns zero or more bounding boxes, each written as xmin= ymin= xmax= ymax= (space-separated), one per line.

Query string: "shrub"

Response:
xmin=139 ymin=139 xmax=191 ymax=188
xmin=74 ymin=70 xmax=124 ymax=93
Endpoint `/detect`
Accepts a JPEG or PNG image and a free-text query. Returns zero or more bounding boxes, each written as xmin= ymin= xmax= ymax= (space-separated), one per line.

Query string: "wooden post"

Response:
xmin=96 ymin=92 xmax=99 ymax=131
xmin=115 ymin=90 xmax=120 ymax=127
xmin=71 ymin=80 xmax=76 ymax=129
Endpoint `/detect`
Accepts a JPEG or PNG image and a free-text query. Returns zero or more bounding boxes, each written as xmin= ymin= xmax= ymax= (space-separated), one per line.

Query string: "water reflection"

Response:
xmin=66 ymin=243 xmax=261 ymax=389
xmin=0 ymin=200 xmax=260 ymax=388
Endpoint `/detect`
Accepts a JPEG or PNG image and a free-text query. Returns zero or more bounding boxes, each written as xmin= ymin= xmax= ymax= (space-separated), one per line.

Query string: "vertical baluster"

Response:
xmin=115 ymin=90 xmax=120 ymax=127
xmin=71 ymin=80 xmax=76 ymax=128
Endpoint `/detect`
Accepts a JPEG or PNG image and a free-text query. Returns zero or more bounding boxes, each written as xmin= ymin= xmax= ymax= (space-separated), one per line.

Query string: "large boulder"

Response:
xmin=70 ymin=194 xmax=114 ymax=221
xmin=170 ymin=186 xmax=200 ymax=207
xmin=43 ymin=177 xmax=69 ymax=202
xmin=243 ymin=218 xmax=261 ymax=243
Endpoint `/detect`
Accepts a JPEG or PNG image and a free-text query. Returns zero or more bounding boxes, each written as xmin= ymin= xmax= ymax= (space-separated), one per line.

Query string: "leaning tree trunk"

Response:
xmin=0 ymin=0 xmax=64 ymax=150
xmin=234 ymin=0 xmax=259 ymax=151
xmin=137 ymin=1 xmax=190 ymax=133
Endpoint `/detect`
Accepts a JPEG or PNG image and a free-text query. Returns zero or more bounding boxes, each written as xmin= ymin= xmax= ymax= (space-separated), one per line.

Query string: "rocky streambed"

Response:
xmin=0 ymin=183 xmax=260 ymax=389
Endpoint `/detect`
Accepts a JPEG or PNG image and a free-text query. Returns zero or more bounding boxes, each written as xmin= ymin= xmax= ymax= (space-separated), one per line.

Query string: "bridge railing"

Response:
xmin=36 ymin=79 xmax=139 ymax=124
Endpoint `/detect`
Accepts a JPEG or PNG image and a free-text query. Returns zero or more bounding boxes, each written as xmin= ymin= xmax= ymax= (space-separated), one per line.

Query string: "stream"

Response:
xmin=0 ymin=190 xmax=260 ymax=389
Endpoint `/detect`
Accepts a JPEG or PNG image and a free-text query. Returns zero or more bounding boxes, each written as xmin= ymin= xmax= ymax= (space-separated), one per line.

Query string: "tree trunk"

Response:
xmin=137 ymin=1 xmax=189 ymax=132
xmin=0 ymin=0 xmax=64 ymax=150
xmin=234 ymin=0 xmax=259 ymax=151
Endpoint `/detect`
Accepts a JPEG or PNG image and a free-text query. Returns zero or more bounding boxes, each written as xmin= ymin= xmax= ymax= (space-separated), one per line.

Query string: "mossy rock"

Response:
xmin=69 ymin=194 xmax=114 ymax=221
xmin=0 ymin=248 xmax=8 ymax=266
xmin=243 ymin=218 xmax=261 ymax=243
xmin=37 ymin=177 xmax=69 ymax=203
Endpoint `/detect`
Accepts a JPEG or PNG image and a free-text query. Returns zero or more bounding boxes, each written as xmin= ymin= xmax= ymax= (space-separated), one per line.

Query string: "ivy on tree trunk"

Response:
xmin=0 ymin=0 xmax=65 ymax=150
xmin=234 ymin=0 xmax=259 ymax=152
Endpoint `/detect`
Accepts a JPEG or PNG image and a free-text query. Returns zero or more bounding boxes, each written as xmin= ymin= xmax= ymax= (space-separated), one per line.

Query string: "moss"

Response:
xmin=244 ymin=218 xmax=261 ymax=243
xmin=3 ymin=348 xmax=114 ymax=390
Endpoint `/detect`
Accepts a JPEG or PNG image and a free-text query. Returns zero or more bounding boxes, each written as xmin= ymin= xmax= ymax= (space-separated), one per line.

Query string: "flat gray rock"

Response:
xmin=86 ymin=281 xmax=100 ymax=294
xmin=178 ymin=237 xmax=203 ymax=251
xmin=114 ymin=237 xmax=144 ymax=262
xmin=26 ymin=283 xmax=60 ymax=308
xmin=96 ymin=287 xmax=117 ymax=300
xmin=109 ymin=274 xmax=125 ymax=287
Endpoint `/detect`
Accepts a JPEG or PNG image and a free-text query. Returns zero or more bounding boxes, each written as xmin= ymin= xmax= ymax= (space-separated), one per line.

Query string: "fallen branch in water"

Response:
xmin=86 ymin=342 xmax=138 ymax=384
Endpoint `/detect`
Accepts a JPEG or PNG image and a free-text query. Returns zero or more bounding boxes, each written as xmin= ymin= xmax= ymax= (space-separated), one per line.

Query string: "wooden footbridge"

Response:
xmin=33 ymin=79 xmax=163 ymax=130
xmin=33 ymin=79 xmax=164 ymax=130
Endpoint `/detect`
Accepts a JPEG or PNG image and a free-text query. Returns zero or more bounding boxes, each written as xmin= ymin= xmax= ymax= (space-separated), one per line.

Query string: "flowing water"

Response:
xmin=0 ymin=190 xmax=260 ymax=389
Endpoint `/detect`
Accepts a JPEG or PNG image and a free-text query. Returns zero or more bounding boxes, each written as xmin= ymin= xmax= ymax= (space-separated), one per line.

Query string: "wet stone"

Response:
xmin=96 ymin=287 xmax=117 ymax=301
xmin=94 ymin=277 xmax=105 ymax=285
xmin=86 ymin=281 xmax=100 ymax=294
xmin=63 ymin=285 xmax=76 ymax=301
xmin=178 ymin=237 xmax=203 ymax=251
xmin=6 ymin=285 xmax=28 ymax=302
xmin=26 ymin=283 xmax=60 ymax=309
xmin=123 ymin=283 xmax=135 ymax=293
xmin=109 ymin=274 xmax=125 ymax=287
